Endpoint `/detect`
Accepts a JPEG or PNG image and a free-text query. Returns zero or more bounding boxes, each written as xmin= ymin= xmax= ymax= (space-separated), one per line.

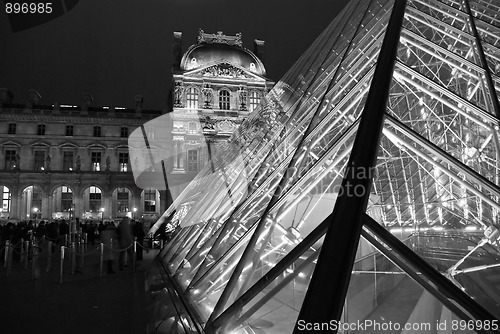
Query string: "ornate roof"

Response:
xmin=180 ymin=29 xmax=266 ymax=76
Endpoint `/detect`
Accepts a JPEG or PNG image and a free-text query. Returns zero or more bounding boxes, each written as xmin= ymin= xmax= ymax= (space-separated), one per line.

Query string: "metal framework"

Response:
xmin=146 ymin=0 xmax=500 ymax=333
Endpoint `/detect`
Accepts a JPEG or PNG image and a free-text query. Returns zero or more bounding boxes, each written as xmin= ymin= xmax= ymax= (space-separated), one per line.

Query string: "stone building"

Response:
xmin=0 ymin=89 xmax=167 ymax=223
xmin=130 ymin=29 xmax=274 ymax=201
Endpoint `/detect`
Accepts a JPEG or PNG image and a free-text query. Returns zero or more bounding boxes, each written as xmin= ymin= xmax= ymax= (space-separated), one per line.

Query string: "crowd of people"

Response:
xmin=0 ymin=217 xmax=148 ymax=273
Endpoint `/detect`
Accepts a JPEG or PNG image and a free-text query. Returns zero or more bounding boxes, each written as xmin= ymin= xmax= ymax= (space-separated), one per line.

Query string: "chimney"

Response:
xmin=24 ymin=89 xmax=41 ymax=113
xmin=254 ymin=39 xmax=265 ymax=63
xmin=172 ymin=32 xmax=183 ymax=70
xmin=135 ymin=95 xmax=143 ymax=116
xmin=108 ymin=104 xmax=116 ymax=116
xmin=0 ymin=88 xmax=14 ymax=105
xmin=53 ymin=101 xmax=60 ymax=114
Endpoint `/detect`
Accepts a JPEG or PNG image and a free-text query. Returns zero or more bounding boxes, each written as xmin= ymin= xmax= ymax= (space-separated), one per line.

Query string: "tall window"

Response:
xmin=8 ymin=123 xmax=16 ymax=134
xmin=187 ymin=149 xmax=199 ymax=172
xmin=120 ymin=127 xmax=128 ymax=138
xmin=188 ymin=122 xmax=197 ymax=134
xmin=119 ymin=152 xmax=129 ymax=172
xmin=65 ymin=125 xmax=74 ymax=136
xmin=144 ymin=188 xmax=156 ymax=212
xmin=61 ymin=186 xmax=73 ymax=211
xmin=186 ymin=88 xmax=199 ymax=109
xmin=91 ymin=152 xmax=101 ymax=171
xmin=117 ymin=188 xmax=129 ymax=212
xmin=249 ymin=91 xmax=261 ymax=112
xmin=2 ymin=186 xmax=11 ymax=212
xmin=93 ymin=126 xmax=101 ymax=137
xmin=89 ymin=186 xmax=102 ymax=212
xmin=219 ymin=90 xmax=230 ymax=110
xmin=37 ymin=124 xmax=46 ymax=135
xmin=63 ymin=151 xmax=74 ymax=170
xmin=34 ymin=151 xmax=45 ymax=170
xmin=5 ymin=150 xmax=16 ymax=169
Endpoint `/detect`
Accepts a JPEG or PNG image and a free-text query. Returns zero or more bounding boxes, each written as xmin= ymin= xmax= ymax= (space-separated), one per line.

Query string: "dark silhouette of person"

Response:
xmin=117 ymin=217 xmax=134 ymax=270
xmin=132 ymin=220 xmax=145 ymax=261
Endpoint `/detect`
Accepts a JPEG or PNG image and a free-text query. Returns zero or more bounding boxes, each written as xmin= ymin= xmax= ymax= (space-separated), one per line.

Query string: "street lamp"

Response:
xmin=133 ymin=207 xmax=137 ymax=219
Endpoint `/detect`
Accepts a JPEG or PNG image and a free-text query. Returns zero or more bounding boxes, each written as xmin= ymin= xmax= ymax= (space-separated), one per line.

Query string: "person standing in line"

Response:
xmin=132 ymin=220 xmax=145 ymax=261
xmin=100 ymin=222 xmax=117 ymax=274
xmin=117 ymin=217 xmax=134 ymax=270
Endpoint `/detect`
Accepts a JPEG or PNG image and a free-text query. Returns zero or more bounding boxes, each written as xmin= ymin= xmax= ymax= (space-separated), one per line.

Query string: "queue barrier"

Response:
xmin=0 ymin=235 xmax=163 ymax=283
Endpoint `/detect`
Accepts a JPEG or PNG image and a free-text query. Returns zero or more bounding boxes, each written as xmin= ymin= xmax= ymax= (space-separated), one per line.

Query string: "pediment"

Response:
xmin=87 ymin=143 xmax=107 ymax=150
xmin=30 ymin=141 xmax=51 ymax=148
xmin=183 ymin=62 xmax=266 ymax=81
xmin=2 ymin=140 xmax=21 ymax=147
xmin=58 ymin=142 xmax=79 ymax=149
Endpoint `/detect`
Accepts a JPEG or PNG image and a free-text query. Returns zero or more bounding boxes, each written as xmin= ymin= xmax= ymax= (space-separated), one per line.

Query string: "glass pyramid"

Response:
xmin=146 ymin=0 xmax=500 ymax=332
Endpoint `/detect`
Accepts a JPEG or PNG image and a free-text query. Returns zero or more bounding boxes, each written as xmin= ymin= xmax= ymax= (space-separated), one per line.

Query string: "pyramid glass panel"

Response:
xmin=342 ymin=232 xmax=482 ymax=334
xmin=147 ymin=0 xmax=500 ymax=332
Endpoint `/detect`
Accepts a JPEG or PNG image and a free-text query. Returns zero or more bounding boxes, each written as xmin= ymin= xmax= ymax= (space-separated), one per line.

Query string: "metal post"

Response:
xmin=31 ymin=241 xmax=38 ymax=280
xmin=3 ymin=240 xmax=9 ymax=268
xmin=133 ymin=238 xmax=137 ymax=272
xmin=60 ymin=246 xmax=65 ymax=284
xmin=47 ymin=241 xmax=52 ymax=272
xmin=20 ymin=238 xmax=24 ymax=263
xmin=79 ymin=239 xmax=84 ymax=269
xmin=24 ymin=240 xmax=29 ymax=270
xmin=71 ymin=242 xmax=76 ymax=275
xmin=6 ymin=242 xmax=12 ymax=276
xmin=160 ymin=239 xmax=164 ymax=249
xmin=99 ymin=243 xmax=104 ymax=278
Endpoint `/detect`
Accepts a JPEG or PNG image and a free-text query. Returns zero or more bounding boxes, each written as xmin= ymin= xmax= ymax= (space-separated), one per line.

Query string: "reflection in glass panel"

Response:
xmin=343 ymin=234 xmax=479 ymax=334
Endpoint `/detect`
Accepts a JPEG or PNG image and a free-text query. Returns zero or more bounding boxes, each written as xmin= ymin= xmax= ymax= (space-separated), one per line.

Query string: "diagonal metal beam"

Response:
xmin=293 ymin=1 xmax=407 ymax=332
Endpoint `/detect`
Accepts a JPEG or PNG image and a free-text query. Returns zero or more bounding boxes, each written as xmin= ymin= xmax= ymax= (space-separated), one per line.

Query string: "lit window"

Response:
xmin=66 ymin=125 xmax=74 ymax=136
xmin=2 ymin=186 xmax=11 ymax=212
xmin=219 ymin=90 xmax=230 ymax=110
xmin=186 ymin=88 xmax=199 ymax=109
xmin=5 ymin=150 xmax=16 ymax=170
xmin=91 ymin=152 xmax=101 ymax=171
xmin=93 ymin=126 xmax=101 ymax=137
xmin=188 ymin=122 xmax=197 ymax=134
xmin=187 ymin=149 xmax=199 ymax=172
xmin=34 ymin=151 xmax=45 ymax=170
xmin=61 ymin=186 xmax=73 ymax=211
xmin=63 ymin=151 xmax=74 ymax=170
xmin=120 ymin=127 xmax=128 ymax=138
xmin=89 ymin=186 xmax=102 ymax=212
xmin=249 ymin=91 xmax=261 ymax=112
xmin=144 ymin=188 xmax=156 ymax=212
xmin=37 ymin=124 xmax=46 ymax=135
xmin=117 ymin=187 xmax=129 ymax=212
xmin=8 ymin=123 xmax=16 ymax=135
xmin=119 ymin=152 xmax=129 ymax=172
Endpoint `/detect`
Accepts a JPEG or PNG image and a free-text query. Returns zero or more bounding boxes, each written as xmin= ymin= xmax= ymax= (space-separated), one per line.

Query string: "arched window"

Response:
xmin=219 ymin=90 xmax=230 ymax=110
xmin=61 ymin=186 xmax=73 ymax=211
xmin=2 ymin=186 xmax=11 ymax=213
xmin=186 ymin=88 xmax=199 ymax=109
xmin=249 ymin=91 xmax=261 ymax=112
xmin=89 ymin=186 xmax=102 ymax=212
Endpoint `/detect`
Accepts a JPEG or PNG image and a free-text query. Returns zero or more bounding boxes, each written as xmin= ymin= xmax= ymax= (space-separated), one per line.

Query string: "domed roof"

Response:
xmin=180 ymin=30 xmax=266 ymax=76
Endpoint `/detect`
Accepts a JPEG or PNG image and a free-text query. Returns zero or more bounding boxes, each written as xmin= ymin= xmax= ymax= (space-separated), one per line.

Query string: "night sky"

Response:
xmin=0 ymin=0 xmax=349 ymax=110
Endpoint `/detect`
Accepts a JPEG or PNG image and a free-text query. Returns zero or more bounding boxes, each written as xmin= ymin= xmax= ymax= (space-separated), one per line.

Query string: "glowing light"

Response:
xmin=465 ymin=225 xmax=477 ymax=231
xmin=33 ymin=208 xmax=38 ymax=213
xmin=298 ymin=272 xmax=306 ymax=278
xmin=390 ymin=228 xmax=402 ymax=233
xmin=133 ymin=208 xmax=137 ymax=212
xmin=432 ymin=226 xmax=444 ymax=231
